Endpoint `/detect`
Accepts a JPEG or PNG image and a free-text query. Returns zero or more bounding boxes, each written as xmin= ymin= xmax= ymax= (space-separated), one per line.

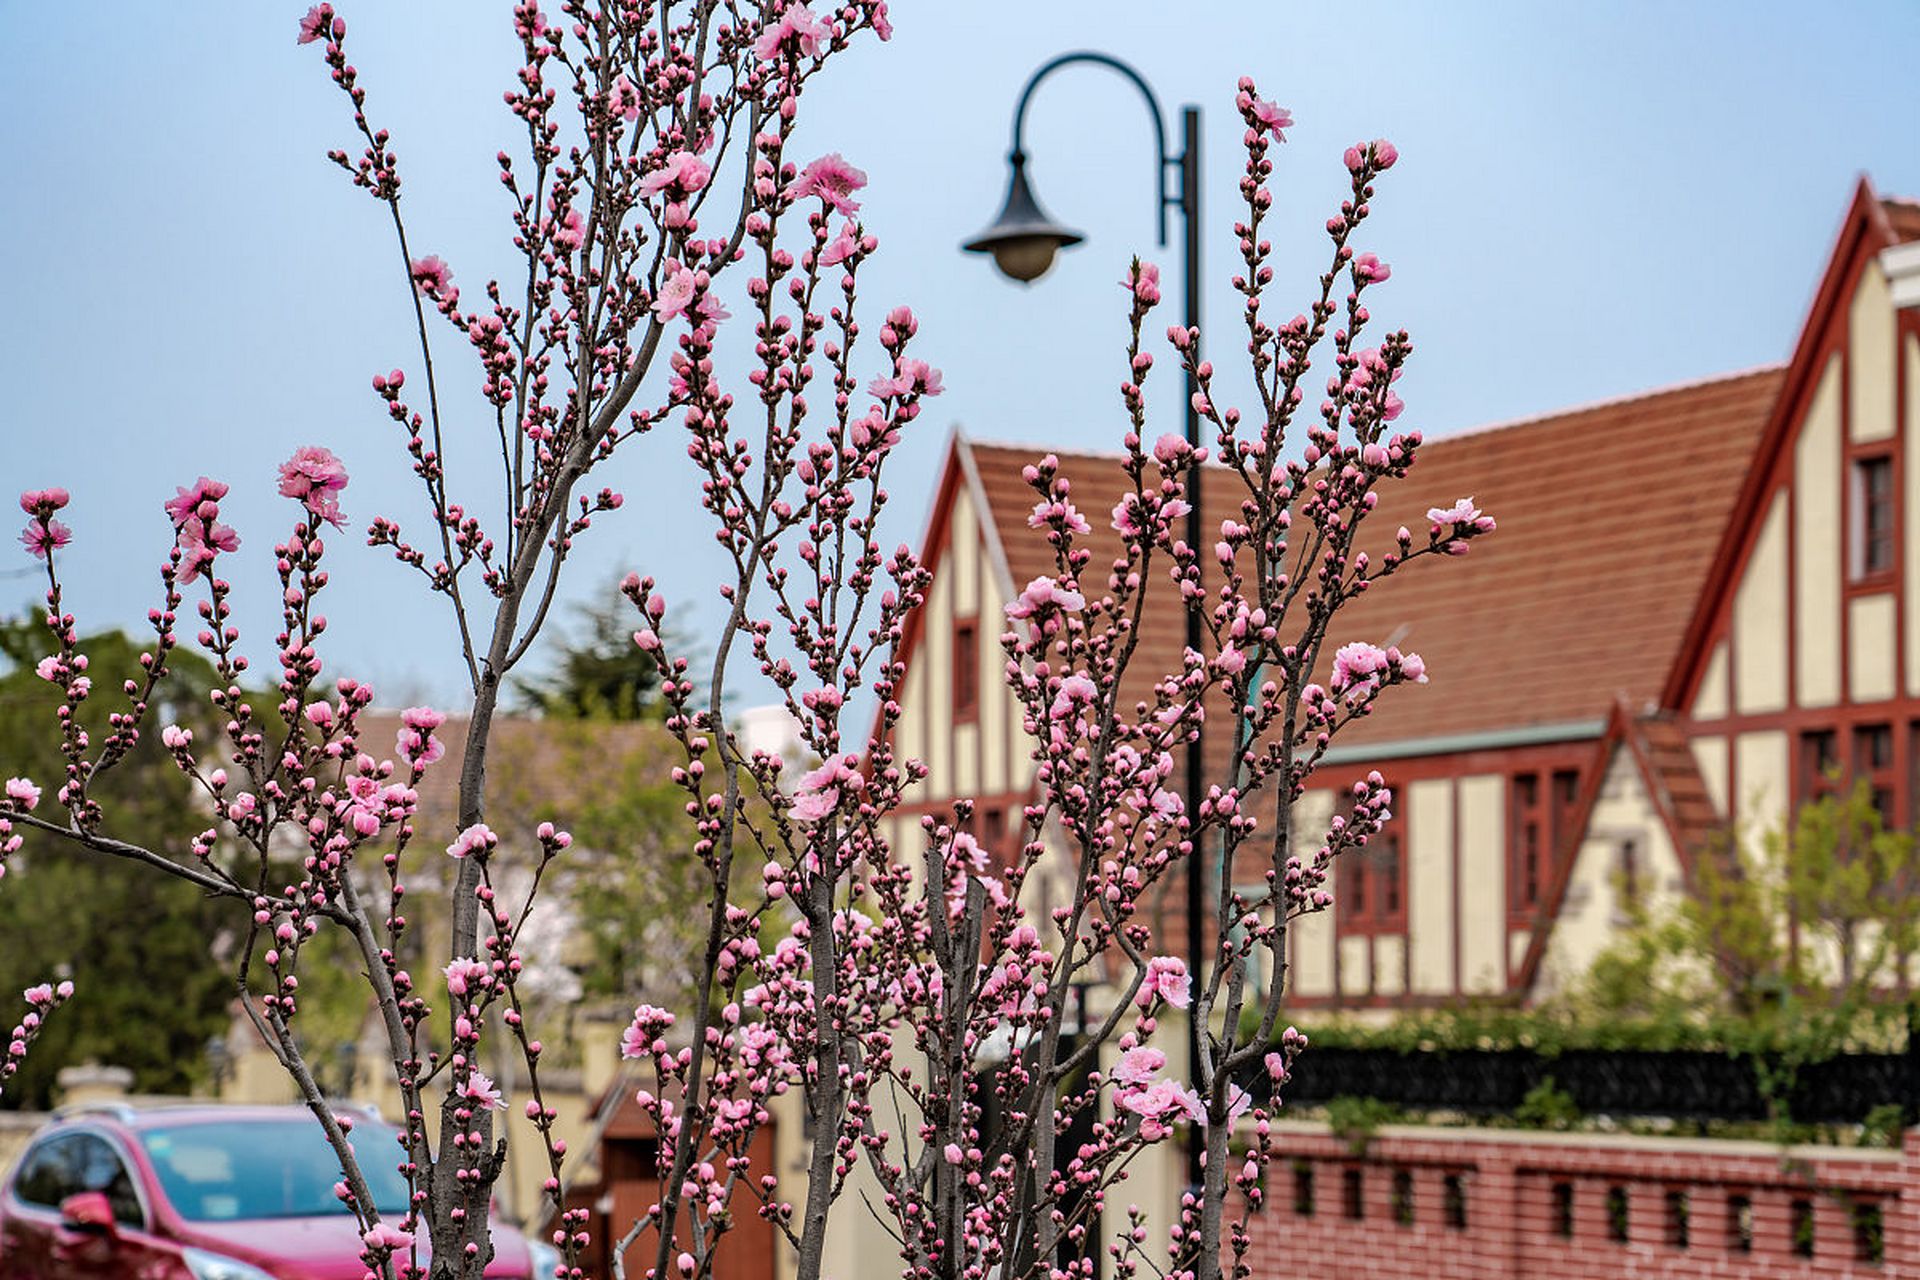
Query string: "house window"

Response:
xmin=1853 ymin=454 xmax=1895 ymax=581
xmin=1340 ymin=811 xmax=1405 ymax=934
xmin=1799 ymin=729 xmax=1839 ymax=804
xmin=1511 ymin=773 xmax=1543 ymax=919
xmin=1615 ymin=839 xmax=1640 ymax=914
xmin=1552 ymin=769 xmax=1581 ymax=842
xmin=953 ymin=618 xmax=979 ymax=723
xmin=1853 ymin=722 xmax=1895 ymax=826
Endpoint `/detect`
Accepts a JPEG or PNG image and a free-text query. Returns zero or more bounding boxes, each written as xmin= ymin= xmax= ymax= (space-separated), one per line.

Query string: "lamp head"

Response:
xmin=962 ymin=153 xmax=1084 ymax=283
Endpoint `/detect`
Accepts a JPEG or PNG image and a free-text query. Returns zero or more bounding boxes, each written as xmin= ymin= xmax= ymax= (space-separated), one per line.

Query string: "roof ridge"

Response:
xmin=1425 ymin=362 xmax=1785 ymax=448
xmin=966 ymin=363 xmax=1787 ymax=472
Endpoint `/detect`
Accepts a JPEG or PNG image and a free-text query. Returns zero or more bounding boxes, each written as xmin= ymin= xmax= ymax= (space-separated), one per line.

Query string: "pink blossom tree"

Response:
xmin=3 ymin=5 xmax=1492 ymax=1280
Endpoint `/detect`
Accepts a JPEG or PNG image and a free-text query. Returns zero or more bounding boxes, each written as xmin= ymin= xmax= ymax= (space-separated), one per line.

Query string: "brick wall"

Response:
xmin=1241 ymin=1121 xmax=1920 ymax=1278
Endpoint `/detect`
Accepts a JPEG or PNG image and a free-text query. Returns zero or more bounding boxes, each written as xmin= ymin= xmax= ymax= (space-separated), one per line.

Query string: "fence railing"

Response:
xmin=1266 ymin=1042 xmax=1917 ymax=1124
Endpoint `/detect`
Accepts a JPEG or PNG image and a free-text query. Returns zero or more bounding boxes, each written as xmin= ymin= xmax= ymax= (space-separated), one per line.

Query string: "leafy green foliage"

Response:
xmin=1587 ymin=782 xmax=1920 ymax=1023
xmin=1512 ymin=1076 xmax=1580 ymax=1131
xmin=1321 ymin=1095 xmax=1403 ymax=1154
xmin=0 ymin=617 xmax=233 ymax=1108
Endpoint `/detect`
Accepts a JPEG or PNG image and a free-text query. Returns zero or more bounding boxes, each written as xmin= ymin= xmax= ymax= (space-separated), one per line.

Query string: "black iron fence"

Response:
xmin=1261 ymin=1040 xmax=1920 ymax=1125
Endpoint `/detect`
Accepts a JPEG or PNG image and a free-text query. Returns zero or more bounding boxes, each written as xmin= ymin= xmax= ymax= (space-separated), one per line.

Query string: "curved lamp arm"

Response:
xmin=1008 ymin=50 xmax=1174 ymax=247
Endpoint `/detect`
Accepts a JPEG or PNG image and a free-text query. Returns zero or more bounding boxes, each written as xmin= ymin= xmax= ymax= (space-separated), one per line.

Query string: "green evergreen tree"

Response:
xmin=0 ymin=616 xmax=234 ymax=1108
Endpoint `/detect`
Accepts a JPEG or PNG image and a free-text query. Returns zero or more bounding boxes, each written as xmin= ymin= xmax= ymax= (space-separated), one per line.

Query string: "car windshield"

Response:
xmin=138 ymin=1118 xmax=412 ymax=1221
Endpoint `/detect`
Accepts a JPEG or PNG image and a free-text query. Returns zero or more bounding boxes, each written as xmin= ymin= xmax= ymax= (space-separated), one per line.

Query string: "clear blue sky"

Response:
xmin=4 ymin=3 xmax=1917 ymax=707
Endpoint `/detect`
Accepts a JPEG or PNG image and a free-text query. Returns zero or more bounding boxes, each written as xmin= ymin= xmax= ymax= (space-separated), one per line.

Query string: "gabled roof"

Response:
xmin=1664 ymin=180 xmax=1920 ymax=707
xmin=963 ymin=362 xmax=1782 ymax=753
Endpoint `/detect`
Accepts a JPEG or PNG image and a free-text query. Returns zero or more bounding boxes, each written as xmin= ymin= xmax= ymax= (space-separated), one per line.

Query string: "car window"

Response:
xmin=12 ymin=1135 xmax=81 ymax=1208
xmin=139 ymin=1118 xmax=410 ymax=1221
xmin=69 ymin=1134 xmax=143 ymax=1227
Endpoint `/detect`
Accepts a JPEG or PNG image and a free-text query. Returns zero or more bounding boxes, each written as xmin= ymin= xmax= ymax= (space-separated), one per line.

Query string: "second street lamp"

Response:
xmin=963 ymin=49 xmax=1209 ymax=1194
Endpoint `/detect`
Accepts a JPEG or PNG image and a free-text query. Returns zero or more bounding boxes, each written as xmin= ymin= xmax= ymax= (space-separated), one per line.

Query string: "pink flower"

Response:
xmin=1005 ymin=576 xmax=1085 ymax=622
xmin=1330 ymin=641 xmax=1389 ymax=694
xmin=164 ymin=477 xmax=228 ymax=527
xmin=1152 ymin=433 xmax=1191 ymax=467
xmin=361 ymin=1223 xmax=413 ymax=1252
xmin=943 ymin=1143 xmax=964 ymax=1165
xmin=868 ymin=357 xmax=943 ymax=399
xmin=34 ymin=657 xmax=60 ymax=683
xmin=1427 ymin=496 xmax=1495 ymax=537
xmin=1124 ymin=262 xmax=1162 ymax=306
xmin=18 ymin=518 xmax=70 ymax=559
xmin=870 ymin=2 xmax=892 ymax=39
xmin=1248 ymin=98 xmax=1292 ymax=140
xmin=792 ymin=757 xmax=863 ymax=823
xmin=653 ymin=260 xmax=698 ymax=321
xmin=621 ymin=1004 xmax=675 ymax=1059
xmin=1027 ymin=498 xmax=1090 ymax=535
xmin=1344 ymin=139 xmax=1398 ymax=173
xmin=1049 ymin=673 xmax=1098 ymax=722
xmin=753 ymin=3 xmax=828 ymax=61
xmin=23 ymin=983 xmax=56 ymax=1006
xmin=444 ymin=957 xmax=488 ymax=997
xmin=640 ymin=150 xmax=713 ymax=199
xmin=1116 ymin=1077 xmax=1204 ymax=1139
xmin=552 ymin=208 xmax=585 ymax=251
xmin=459 ymin=1069 xmax=505 ymax=1111
xmin=1352 ymin=253 xmax=1391 ymax=285
xmin=396 ymin=707 xmax=446 ymax=767
xmin=18 ymin=488 xmax=70 ymax=515
xmin=296 ymin=5 xmax=333 ymax=44
xmin=818 ymin=223 xmax=859 ymax=267
xmin=1139 ymin=955 xmax=1191 ymax=1009
xmin=5 ymin=779 xmax=41 ymax=812
xmin=607 ymin=75 xmax=641 ymax=120
xmin=278 ymin=446 xmax=350 ymax=529
xmin=1398 ymin=650 xmax=1428 ymax=684
xmin=446 ymin=823 xmax=496 ymax=859
xmin=409 ymin=255 xmax=454 ymax=296
xmin=789 ymin=153 xmax=867 ymax=215
xmin=1113 ymin=1045 xmax=1166 ymax=1087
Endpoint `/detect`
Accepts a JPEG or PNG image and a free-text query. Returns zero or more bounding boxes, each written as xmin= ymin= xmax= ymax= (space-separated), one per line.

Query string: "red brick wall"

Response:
xmin=1239 ymin=1123 xmax=1920 ymax=1278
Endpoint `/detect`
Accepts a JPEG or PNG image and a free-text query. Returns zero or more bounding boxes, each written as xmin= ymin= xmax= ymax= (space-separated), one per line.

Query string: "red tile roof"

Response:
xmin=964 ymin=363 xmax=1784 ymax=754
xmin=1883 ymin=196 xmax=1920 ymax=244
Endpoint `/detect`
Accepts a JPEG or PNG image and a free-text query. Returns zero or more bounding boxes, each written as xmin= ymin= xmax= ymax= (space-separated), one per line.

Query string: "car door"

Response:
xmin=2 ymin=1133 xmax=82 ymax=1280
xmin=49 ymin=1133 xmax=152 ymax=1280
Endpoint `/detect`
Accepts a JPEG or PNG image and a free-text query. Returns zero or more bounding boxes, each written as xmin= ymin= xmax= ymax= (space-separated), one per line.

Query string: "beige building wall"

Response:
xmin=1338 ymin=936 xmax=1370 ymax=997
xmin=1691 ymin=734 xmax=1730 ymax=818
xmin=1406 ymin=779 xmax=1454 ymax=995
xmin=1907 ymin=336 xmax=1920 ymax=694
xmin=1535 ymin=748 xmax=1677 ymax=997
xmin=1733 ymin=490 xmax=1790 ymax=715
xmin=886 ymin=478 xmax=1035 ymax=806
xmin=1693 ymin=641 xmax=1731 ymax=720
xmin=1794 ymin=358 xmax=1843 ymax=708
xmin=1851 ymin=262 xmax=1896 ymax=443
xmin=1850 ymin=594 xmax=1900 ymax=703
xmin=1373 ymin=935 xmax=1406 ymax=997
xmin=1290 ymin=791 xmax=1336 ymax=998
xmin=1457 ymin=775 xmax=1505 ymax=995
xmin=1733 ymin=731 xmax=1791 ymax=861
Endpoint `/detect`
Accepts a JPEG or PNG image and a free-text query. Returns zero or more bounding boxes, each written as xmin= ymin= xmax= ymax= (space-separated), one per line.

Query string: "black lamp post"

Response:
xmin=964 ymin=50 xmax=1208 ymax=1193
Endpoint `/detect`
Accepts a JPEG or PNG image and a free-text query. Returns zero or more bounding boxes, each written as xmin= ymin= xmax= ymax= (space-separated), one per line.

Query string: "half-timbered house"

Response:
xmin=879 ymin=178 xmax=1920 ymax=1012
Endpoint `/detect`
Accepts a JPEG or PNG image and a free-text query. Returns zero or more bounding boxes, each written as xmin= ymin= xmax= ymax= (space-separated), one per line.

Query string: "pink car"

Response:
xmin=0 ymin=1103 xmax=541 ymax=1279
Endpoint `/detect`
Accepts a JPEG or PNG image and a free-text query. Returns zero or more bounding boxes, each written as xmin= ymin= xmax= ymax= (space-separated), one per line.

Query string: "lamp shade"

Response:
xmin=961 ymin=154 xmax=1084 ymax=283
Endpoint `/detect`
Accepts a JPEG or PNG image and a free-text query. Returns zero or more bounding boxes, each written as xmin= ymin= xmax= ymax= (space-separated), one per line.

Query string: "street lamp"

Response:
xmin=963 ymin=50 xmax=1209 ymax=1192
